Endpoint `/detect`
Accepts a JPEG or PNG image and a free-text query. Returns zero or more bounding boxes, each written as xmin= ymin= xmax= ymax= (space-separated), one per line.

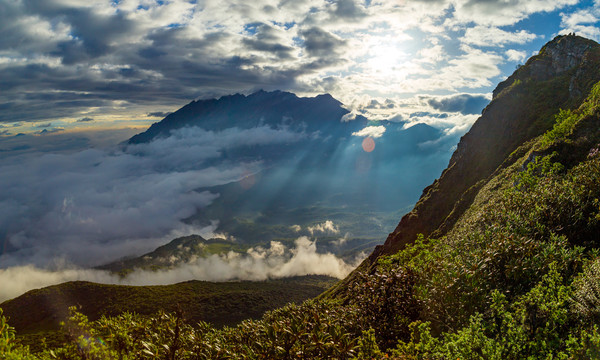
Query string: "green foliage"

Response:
xmin=513 ymin=152 xmax=564 ymax=191
xmin=346 ymin=267 xmax=420 ymax=350
xmin=0 ymin=309 xmax=36 ymax=360
xmin=393 ymin=266 xmax=578 ymax=359
xmin=540 ymin=109 xmax=579 ymax=148
xmin=571 ymin=257 xmax=600 ymax=325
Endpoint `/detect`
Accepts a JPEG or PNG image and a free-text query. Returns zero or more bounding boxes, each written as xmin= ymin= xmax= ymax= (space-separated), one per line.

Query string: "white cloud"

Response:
xmin=307 ymin=220 xmax=340 ymax=235
xmin=559 ymin=8 xmax=600 ymax=41
xmin=352 ymin=125 xmax=386 ymax=138
xmin=452 ymin=0 xmax=579 ymax=26
xmin=0 ymin=237 xmax=362 ymax=302
xmin=0 ymin=125 xmax=305 ymax=267
xmin=506 ymin=49 xmax=528 ymax=62
xmin=463 ymin=26 xmax=538 ymax=47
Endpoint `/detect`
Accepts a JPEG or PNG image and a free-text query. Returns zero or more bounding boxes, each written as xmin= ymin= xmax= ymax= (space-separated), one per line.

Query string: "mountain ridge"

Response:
xmin=128 ymin=90 xmax=352 ymax=144
xmin=372 ymin=34 xmax=600 ymax=259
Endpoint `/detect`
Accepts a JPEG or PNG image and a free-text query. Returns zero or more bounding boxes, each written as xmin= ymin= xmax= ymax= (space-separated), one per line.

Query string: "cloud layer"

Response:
xmin=1 ymin=0 xmax=594 ymax=134
xmin=0 ymin=125 xmax=304 ymax=267
xmin=0 ymin=236 xmax=360 ymax=302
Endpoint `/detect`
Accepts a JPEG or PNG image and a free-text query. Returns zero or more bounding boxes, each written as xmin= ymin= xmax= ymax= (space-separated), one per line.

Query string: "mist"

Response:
xmin=0 ymin=125 xmax=302 ymax=267
xmin=0 ymin=237 xmax=361 ymax=302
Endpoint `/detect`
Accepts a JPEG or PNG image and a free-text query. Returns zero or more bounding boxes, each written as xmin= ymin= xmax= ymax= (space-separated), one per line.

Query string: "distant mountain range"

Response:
xmin=124 ymin=89 xmax=455 ymax=253
xmin=129 ymin=90 xmax=354 ymax=144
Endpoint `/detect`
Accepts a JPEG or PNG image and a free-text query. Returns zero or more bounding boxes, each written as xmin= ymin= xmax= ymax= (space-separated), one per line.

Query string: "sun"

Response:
xmin=367 ymin=42 xmax=405 ymax=76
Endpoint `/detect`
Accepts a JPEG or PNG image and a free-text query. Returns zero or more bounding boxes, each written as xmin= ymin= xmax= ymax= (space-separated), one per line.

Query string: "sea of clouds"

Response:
xmin=0 ymin=126 xmax=366 ymax=302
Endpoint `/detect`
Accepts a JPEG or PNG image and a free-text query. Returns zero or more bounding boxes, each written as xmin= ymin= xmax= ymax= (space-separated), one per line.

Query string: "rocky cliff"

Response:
xmin=373 ymin=35 xmax=600 ymax=258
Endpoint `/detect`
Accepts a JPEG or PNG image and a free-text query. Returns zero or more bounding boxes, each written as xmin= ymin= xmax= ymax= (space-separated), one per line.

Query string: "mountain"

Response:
xmin=123 ymin=90 xmax=455 ymax=257
xmin=0 ymin=275 xmax=337 ymax=350
xmin=371 ymin=34 xmax=600 ymax=258
xmin=95 ymin=235 xmax=249 ymax=276
xmin=128 ymin=90 xmax=352 ymax=144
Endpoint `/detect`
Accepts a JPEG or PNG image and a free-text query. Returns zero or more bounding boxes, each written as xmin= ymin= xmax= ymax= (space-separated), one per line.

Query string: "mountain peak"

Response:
xmin=494 ymin=35 xmax=600 ymax=99
xmin=534 ymin=34 xmax=597 ymax=76
xmin=128 ymin=90 xmax=349 ymax=144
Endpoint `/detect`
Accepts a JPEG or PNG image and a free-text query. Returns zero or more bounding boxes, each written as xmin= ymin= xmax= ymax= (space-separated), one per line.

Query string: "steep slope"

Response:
xmin=374 ymin=34 xmax=600 ymax=257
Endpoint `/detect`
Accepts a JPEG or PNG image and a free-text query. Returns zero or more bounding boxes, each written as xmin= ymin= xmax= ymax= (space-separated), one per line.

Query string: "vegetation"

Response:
xmin=3 ymin=39 xmax=600 ymax=360
xmin=0 ymin=276 xmax=337 ymax=353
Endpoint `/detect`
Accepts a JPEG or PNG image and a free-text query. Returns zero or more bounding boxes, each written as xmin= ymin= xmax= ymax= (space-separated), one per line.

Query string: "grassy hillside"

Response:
xmin=0 ymin=276 xmax=337 ymax=353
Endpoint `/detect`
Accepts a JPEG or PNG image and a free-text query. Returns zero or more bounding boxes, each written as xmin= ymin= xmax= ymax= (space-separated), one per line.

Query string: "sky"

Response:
xmin=2 ymin=0 xmax=600 ymax=300
xmin=1 ymin=0 xmax=600 ymax=135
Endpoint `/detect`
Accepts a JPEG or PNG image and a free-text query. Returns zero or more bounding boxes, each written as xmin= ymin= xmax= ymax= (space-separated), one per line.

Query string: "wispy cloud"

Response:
xmin=352 ymin=125 xmax=386 ymax=138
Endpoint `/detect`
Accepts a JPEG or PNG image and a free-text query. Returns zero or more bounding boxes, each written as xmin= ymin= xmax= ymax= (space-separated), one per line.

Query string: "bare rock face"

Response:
xmin=373 ymin=35 xmax=600 ymax=259
xmin=494 ymin=35 xmax=599 ymax=99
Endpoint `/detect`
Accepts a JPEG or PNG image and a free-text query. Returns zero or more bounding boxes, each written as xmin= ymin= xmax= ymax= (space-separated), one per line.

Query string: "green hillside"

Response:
xmin=2 ymin=35 xmax=600 ymax=359
xmin=0 ymin=276 xmax=337 ymax=353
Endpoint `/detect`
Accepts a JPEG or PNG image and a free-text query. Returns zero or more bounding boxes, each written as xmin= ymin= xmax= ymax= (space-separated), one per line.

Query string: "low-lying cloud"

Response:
xmin=0 ymin=237 xmax=362 ymax=303
xmin=352 ymin=125 xmax=386 ymax=138
xmin=307 ymin=220 xmax=340 ymax=235
xmin=0 ymin=125 xmax=305 ymax=268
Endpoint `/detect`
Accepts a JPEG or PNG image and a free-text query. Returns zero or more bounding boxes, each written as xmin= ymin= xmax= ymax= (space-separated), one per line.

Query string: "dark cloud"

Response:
xmin=22 ymin=0 xmax=134 ymax=64
xmin=363 ymin=99 xmax=396 ymax=110
xmin=427 ymin=94 xmax=490 ymax=115
xmin=0 ymin=3 xmax=346 ymax=124
xmin=300 ymin=27 xmax=347 ymax=57
xmin=39 ymin=128 xmax=64 ymax=134
xmin=242 ymin=38 xmax=296 ymax=59
xmin=77 ymin=117 xmax=94 ymax=122
xmin=36 ymin=123 xmax=52 ymax=128
xmin=332 ymin=0 xmax=367 ymax=19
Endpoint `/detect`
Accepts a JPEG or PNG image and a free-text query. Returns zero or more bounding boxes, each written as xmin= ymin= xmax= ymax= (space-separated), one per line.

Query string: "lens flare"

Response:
xmin=362 ymin=137 xmax=375 ymax=152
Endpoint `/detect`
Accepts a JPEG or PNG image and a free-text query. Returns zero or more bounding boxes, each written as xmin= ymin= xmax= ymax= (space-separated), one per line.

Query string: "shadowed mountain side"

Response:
xmin=128 ymin=90 xmax=353 ymax=144
xmin=373 ymin=35 xmax=600 ymax=258
xmin=0 ymin=275 xmax=337 ymax=335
